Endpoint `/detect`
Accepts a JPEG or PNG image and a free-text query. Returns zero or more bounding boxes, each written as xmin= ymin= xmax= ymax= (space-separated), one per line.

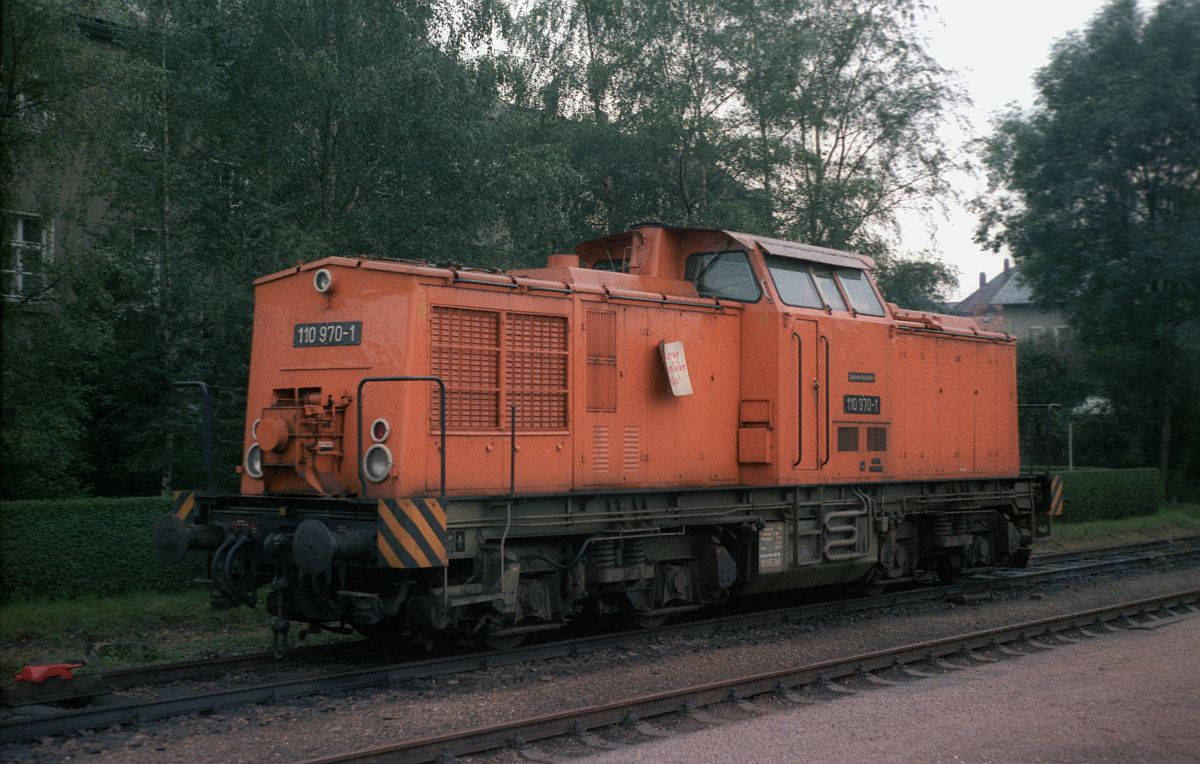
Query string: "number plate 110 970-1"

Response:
xmin=293 ymin=321 xmax=362 ymax=347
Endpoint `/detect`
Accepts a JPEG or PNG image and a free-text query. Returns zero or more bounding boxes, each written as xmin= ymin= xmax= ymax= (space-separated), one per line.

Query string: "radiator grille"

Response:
xmin=506 ymin=313 xmax=568 ymax=429
xmin=431 ymin=307 xmax=567 ymax=431
xmin=432 ymin=306 xmax=499 ymax=347
xmin=509 ymin=312 xmax=567 ymax=353
xmin=431 ymin=307 xmax=500 ymax=430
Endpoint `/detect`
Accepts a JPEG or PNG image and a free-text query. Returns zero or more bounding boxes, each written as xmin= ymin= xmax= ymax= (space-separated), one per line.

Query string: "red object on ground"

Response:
xmin=13 ymin=663 xmax=83 ymax=683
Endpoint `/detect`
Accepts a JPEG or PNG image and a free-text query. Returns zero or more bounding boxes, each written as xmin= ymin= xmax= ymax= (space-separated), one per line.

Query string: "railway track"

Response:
xmin=2 ymin=535 xmax=1197 ymax=745
xmin=303 ymin=588 xmax=1200 ymax=764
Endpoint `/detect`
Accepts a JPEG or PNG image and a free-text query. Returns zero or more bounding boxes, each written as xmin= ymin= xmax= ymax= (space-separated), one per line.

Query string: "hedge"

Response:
xmin=0 ymin=496 xmax=205 ymax=603
xmin=0 ymin=470 xmax=1169 ymax=600
xmin=1056 ymin=468 xmax=1164 ymax=522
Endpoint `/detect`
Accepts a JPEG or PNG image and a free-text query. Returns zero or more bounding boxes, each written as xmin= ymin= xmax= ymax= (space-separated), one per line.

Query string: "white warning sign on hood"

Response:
xmin=658 ymin=340 xmax=693 ymax=397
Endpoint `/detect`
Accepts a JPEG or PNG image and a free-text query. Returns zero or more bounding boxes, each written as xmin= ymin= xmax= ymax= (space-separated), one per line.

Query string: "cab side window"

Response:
xmin=685 ymin=250 xmax=761 ymax=302
xmin=836 ymin=268 xmax=885 ymax=316
xmin=765 ymin=255 xmax=823 ymax=308
xmin=810 ymin=266 xmax=848 ymax=311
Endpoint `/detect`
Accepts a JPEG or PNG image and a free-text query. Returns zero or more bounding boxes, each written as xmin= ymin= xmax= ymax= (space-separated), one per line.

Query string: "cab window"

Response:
xmin=836 ymin=268 xmax=885 ymax=316
xmin=592 ymin=259 xmax=629 ymax=272
xmin=685 ymin=250 xmax=761 ymax=302
xmin=765 ymin=255 xmax=823 ymax=308
xmin=810 ymin=266 xmax=848 ymax=311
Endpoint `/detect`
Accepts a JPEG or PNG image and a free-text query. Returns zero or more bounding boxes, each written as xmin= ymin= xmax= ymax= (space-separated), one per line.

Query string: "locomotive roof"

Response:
xmin=725 ymin=231 xmax=875 ymax=270
xmin=614 ymin=226 xmax=875 ymax=270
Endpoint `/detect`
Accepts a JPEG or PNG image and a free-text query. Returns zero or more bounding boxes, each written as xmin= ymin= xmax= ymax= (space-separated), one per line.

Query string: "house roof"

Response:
xmin=952 ymin=264 xmax=1035 ymax=314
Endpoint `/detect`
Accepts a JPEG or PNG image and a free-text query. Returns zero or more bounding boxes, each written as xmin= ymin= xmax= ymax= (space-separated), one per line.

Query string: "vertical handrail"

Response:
xmin=499 ymin=404 xmax=517 ymax=570
xmin=173 ymin=380 xmax=214 ymax=491
xmin=792 ymin=332 xmax=803 ymax=468
xmin=820 ymin=335 xmax=831 ymax=467
xmin=356 ymin=376 xmax=447 ymax=501
xmin=509 ymin=404 xmax=517 ymax=498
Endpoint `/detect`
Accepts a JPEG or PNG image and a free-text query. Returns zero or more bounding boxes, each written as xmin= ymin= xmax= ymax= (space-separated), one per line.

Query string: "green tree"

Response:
xmin=515 ymin=0 xmax=964 ymax=253
xmin=3 ymin=0 xmax=550 ymax=497
xmin=1 ymin=2 xmax=145 ymax=498
xmin=872 ymin=254 xmax=958 ymax=311
xmin=978 ymin=0 xmax=1200 ymax=493
xmin=730 ymin=0 xmax=963 ymax=254
xmin=3 ymin=0 xmax=970 ymax=499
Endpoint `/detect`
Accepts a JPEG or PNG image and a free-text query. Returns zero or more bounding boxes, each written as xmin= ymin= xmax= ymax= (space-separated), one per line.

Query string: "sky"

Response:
xmin=901 ymin=0 xmax=1123 ymax=300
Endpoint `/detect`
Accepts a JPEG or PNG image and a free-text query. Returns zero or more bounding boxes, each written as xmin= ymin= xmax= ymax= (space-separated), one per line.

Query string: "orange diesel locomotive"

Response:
xmin=157 ymin=225 xmax=1049 ymax=646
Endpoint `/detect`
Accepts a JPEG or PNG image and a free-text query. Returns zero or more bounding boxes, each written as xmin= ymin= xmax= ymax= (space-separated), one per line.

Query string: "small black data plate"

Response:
xmin=293 ymin=321 xmax=362 ymax=347
xmin=843 ymin=395 xmax=881 ymax=415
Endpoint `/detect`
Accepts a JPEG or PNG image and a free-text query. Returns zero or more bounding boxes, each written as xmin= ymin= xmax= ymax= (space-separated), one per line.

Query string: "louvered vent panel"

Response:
xmin=508 ymin=312 xmax=567 ymax=352
xmin=441 ymin=391 xmax=500 ymax=430
xmin=431 ymin=306 xmax=500 ymax=430
xmin=586 ymin=310 xmax=617 ymax=412
xmin=587 ymin=365 xmax=617 ymax=411
xmin=432 ymin=348 xmax=499 ymax=388
xmin=506 ymin=352 xmax=567 ymax=389
xmin=431 ymin=306 xmax=500 ymax=347
xmin=586 ymin=311 xmax=617 ymax=357
xmin=623 ymin=425 xmax=640 ymax=472
xmin=593 ymin=425 xmax=610 ymax=472
xmin=506 ymin=313 xmax=568 ymax=429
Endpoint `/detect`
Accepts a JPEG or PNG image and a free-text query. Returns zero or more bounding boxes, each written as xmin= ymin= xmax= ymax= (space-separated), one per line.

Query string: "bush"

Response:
xmin=0 ymin=497 xmax=204 ymax=603
xmin=1056 ymin=468 xmax=1164 ymax=522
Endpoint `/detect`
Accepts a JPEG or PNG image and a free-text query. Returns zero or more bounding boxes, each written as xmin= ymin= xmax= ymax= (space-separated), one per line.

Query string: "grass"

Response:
xmin=1036 ymin=502 xmax=1200 ymax=554
xmin=3 ymin=503 xmax=1198 ymax=676
xmin=0 ymin=590 xmax=280 ymax=677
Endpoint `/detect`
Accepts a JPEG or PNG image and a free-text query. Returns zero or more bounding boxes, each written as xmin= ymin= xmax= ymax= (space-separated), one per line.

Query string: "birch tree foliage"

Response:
xmin=513 ymin=0 xmax=964 ymax=254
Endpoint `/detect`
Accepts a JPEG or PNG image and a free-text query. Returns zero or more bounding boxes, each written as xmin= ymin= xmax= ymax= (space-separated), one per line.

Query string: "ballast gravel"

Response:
xmin=580 ymin=609 xmax=1200 ymax=764
xmin=6 ymin=559 xmax=1199 ymax=763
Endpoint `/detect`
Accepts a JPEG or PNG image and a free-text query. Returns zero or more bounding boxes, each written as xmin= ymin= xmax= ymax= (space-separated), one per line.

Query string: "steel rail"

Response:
xmin=78 ymin=534 xmax=1200 ymax=689
xmin=1031 ymin=535 xmax=1200 ymax=565
xmin=2 ymin=537 xmax=1197 ymax=744
xmin=302 ymin=588 xmax=1200 ymax=764
xmin=98 ymin=639 xmax=391 ymax=691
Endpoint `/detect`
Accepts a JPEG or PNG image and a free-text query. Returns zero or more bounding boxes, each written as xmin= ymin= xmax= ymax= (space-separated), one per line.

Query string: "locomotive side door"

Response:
xmin=790 ymin=318 xmax=820 ymax=472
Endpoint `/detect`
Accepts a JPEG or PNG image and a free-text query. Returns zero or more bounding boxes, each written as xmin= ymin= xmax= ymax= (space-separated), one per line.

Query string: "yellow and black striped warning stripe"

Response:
xmin=1048 ymin=474 xmax=1064 ymax=517
xmin=377 ymin=498 xmax=447 ymax=569
xmin=172 ymin=491 xmax=197 ymax=522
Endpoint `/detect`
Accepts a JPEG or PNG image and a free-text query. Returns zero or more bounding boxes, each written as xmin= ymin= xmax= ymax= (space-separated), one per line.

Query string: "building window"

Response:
xmin=2 ymin=213 xmax=50 ymax=300
xmin=1026 ymin=326 xmax=1046 ymax=340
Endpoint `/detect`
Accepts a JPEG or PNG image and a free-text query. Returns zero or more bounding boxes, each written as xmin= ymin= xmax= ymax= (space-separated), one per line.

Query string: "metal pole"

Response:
xmin=499 ymin=405 xmax=516 ymax=570
xmin=173 ymin=380 xmax=214 ymax=491
xmin=509 ymin=404 xmax=517 ymax=498
xmin=1068 ymin=419 xmax=1074 ymax=471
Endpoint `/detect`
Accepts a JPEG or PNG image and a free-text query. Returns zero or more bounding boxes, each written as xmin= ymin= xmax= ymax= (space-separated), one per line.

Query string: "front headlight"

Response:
xmin=245 ymin=443 xmax=264 ymax=479
xmin=371 ymin=418 xmax=390 ymax=442
xmin=313 ymin=268 xmax=334 ymax=294
xmin=363 ymin=443 xmax=393 ymax=483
